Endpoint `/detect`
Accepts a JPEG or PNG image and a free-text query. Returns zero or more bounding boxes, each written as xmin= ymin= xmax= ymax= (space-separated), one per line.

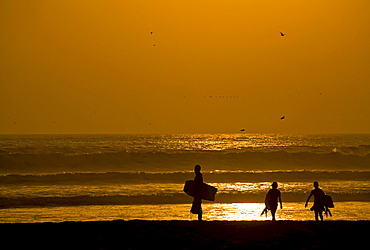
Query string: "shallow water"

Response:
xmin=1 ymin=202 xmax=369 ymax=223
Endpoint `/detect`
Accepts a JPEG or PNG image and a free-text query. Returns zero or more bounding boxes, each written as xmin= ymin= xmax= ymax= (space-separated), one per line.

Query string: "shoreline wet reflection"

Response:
xmin=1 ymin=202 xmax=369 ymax=223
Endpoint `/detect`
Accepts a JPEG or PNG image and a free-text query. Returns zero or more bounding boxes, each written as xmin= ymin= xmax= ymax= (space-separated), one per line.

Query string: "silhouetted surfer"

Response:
xmin=262 ymin=182 xmax=283 ymax=221
xmin=191 ymin=165 xmax=203 ymax=221
xmin=305 ymin=181 xmax=326 ymax=221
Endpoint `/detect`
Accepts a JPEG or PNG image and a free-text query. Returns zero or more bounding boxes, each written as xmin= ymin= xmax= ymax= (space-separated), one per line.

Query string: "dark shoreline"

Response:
xmin=1 ymin=220 xmax=368 ymax=249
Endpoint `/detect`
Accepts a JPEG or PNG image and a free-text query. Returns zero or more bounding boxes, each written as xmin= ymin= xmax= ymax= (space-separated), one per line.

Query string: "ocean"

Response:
xmin=1 ymin=134 xmax=369 ymax=223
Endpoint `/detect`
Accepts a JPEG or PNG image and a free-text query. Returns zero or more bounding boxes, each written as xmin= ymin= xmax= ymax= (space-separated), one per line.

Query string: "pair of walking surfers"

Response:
xmin=190 ymin=165 xmax=331 ymax=221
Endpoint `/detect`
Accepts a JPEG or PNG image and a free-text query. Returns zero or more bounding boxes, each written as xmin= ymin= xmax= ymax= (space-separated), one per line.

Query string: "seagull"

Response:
xmin=280 ymin=116 xmax=285 ymax=120
xmin=280 ymin=32 xmax=285 ymax=36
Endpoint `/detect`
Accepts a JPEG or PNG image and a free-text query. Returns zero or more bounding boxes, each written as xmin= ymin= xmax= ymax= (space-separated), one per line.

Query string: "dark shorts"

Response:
xmin=191 ymin=197 xmax=202 ymax=214
xmin=270 ymin=203 xmax=278 ymax=211
xmin=311 ymin=204 xmax=325 ymax=212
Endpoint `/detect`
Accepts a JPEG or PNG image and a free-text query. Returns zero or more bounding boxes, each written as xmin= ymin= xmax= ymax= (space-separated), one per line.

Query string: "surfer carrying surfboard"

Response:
xmin=191 ymin=165 xmax=203 ymax=221
xmin=305 ymin=181 xmax=326 ymax=221
xmin=262 ymin=182 xmax=283 ymax=221
xmin=183 ymin=166 xmax=217 ymax=221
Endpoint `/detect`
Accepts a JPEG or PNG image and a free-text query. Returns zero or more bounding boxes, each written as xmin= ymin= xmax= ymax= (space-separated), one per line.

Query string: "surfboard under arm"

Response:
xmin=183 ymin=180 xmax=217 ymax=201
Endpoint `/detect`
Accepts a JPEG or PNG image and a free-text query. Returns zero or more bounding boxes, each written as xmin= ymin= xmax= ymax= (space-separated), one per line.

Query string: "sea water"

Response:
xmin=0 ymin=134 xmax=369 ymax=223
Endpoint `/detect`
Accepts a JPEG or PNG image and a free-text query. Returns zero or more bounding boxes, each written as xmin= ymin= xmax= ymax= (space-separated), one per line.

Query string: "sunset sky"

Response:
xmin=1 ymin=0 xmax=370 ymax=134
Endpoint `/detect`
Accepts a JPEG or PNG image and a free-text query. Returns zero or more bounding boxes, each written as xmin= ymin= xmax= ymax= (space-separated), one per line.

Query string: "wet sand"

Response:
xmin=1 ymin=220 xmax=368 ymax=249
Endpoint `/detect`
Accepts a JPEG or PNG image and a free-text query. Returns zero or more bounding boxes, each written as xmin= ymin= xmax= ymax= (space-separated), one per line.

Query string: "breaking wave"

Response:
xmin=1 ymin=192 xmax=369 ymax=209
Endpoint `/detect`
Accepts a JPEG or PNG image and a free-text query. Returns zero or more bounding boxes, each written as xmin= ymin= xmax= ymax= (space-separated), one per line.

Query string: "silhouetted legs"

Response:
xmin=270 ymin=204 xmax=278 ymax=221
xmin=191 ymin=197 xmax=203 ymax=221
xmin=198 ymin=212 xmax=202 ymax=221
xmin=271 ymin=209 xmax=277 ymax=221
xmin=314 ymin=209 xmax=323 ymax=221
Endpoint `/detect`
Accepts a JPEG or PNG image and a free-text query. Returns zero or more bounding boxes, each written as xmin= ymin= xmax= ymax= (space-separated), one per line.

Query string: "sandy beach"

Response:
xmin=1 ymin=220 xmax=368 ymax=249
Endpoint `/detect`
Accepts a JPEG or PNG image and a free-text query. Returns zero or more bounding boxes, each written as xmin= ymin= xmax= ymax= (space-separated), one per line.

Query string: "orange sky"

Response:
xmin=1 ymin=0 xmax=370 ymax=134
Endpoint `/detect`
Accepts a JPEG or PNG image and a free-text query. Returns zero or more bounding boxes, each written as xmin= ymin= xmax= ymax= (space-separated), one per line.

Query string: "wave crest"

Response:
xmin=1 ymin=192 xmax=369 ymax=209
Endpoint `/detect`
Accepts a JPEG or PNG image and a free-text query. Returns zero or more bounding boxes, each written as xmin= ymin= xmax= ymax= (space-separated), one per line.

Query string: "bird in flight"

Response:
xmin=280 ymin=32 xmax=285 ymax=36
xmin=280 ymin=116 xmax=285 ymax=120
xmin=240 ymin=129 xmax=245 ymax=132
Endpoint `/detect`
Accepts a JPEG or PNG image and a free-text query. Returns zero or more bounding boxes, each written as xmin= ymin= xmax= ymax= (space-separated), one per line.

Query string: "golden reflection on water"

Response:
xmin=207 ymin=203 xmax=266 ymax=221
xmin=165 ymin=133 xmax=294 ymax=151
xmin=214 ymin=182 xmax=269 ymax=193
xmin=204 ymin=203 xmax=316 ymax=221
xmin=1 ymin=202 xmax=369 ymax=223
